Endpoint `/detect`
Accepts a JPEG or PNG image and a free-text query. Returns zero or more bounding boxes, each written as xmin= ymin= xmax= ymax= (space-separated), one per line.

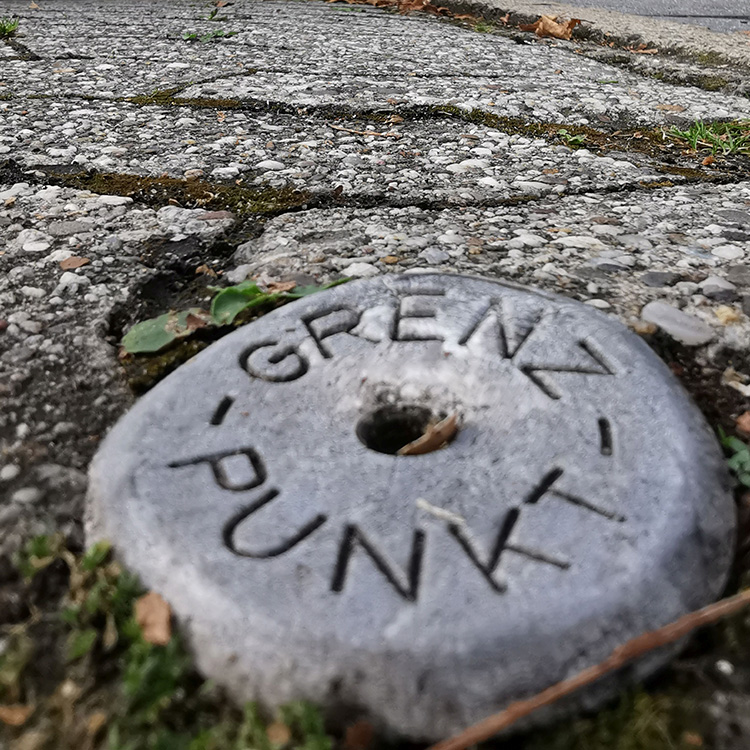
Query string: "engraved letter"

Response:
xmin=169 ymin=447 xmax=266 ymax=492
xmin=240 ymin=339 xmax=308 ymax=382
xmin=393 ymin=290 xmax=445 ymax=342
xmin=301 ymin=307 xmax=361 ymax=359
xmin=224 ymin=489 xmax=327 ymax=557
xmin=331 ymin=525 xmax=425 ymax=602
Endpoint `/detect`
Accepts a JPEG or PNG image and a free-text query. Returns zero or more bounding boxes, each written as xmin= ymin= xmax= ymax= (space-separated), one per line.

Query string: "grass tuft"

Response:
xmin=0 ymin=16 xmax=19 ymax=37
xmin=668 ymin=120 xmax=750 ymax=156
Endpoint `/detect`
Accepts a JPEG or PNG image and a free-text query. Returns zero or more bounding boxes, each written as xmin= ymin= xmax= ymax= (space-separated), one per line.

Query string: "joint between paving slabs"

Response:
xmin=12 ymin=87 xmax=750 ymax=176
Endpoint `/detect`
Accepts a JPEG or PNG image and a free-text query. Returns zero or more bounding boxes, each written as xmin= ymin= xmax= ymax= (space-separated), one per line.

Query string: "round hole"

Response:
xmin=357 ymin=405 xmax=438 ymax=455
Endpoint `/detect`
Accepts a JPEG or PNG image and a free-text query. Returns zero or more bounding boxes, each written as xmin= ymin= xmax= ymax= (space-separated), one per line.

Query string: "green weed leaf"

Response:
xmin=122 ymin=309 xmax=211 ymax=354
xmin=66 ymin=627 xmax=98 ymax=661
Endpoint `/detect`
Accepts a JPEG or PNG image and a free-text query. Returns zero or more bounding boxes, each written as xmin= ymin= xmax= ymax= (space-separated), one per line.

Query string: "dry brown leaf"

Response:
xmin=195 ymin=263 xmax=218 ymax=277
xmin=29 ymin=1 xmax=39 ymax=7
xmin=265 ymin=280 xmax=297 ymax=293
xmin=655 ymin=104 xmax=686 ymax=112
xmin=682 ymin=733 xmax=704 ymax=748
xmin=344 ymin=720 xmax=375 ymax=750
xmin=87 ymin=711 xmax=108 ymax=736
xmin=134 ymin=591 xmax=172 ymax=646
xmin=398 ymin=414 xmax=459 ymax=456
xmin=267 ymin=722 xmax=292 ymax=745
xmin=627 ymin=44 xmax=658 ymax=54
xmin=380 ymin=255 xmax=400 ymax=264
xmin=0 ymin=704 xmax=33 ymax=726
xmin=736 ymin=411 xmax=750 ymax=436
xmin=519 ymin=15 xmax=581 ymax=41
xmin=59 ymin=256 xmax=90 ymax=270
xmin=702 ymin=155 xmax=716 ymax=166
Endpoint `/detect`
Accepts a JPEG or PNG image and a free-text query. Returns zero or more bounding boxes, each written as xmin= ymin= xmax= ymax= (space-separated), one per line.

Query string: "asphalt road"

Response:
xmin=569 ymin=0 xmax=749 ymax=31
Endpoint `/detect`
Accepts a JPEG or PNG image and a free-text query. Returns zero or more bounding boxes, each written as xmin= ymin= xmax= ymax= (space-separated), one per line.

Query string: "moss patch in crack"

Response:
xmin=33 ymin=167 xmax=310 ymax=217
xmin=125 ymin=89 xmax=243 ymax=109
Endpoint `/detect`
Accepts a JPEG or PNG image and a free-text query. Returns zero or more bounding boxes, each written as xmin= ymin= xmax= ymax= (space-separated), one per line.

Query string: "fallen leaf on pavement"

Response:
xmin=0 ymin=705 xmax=33 ymax=726
xmin=30 ymin=1 xmax=39 ymax=7
xmin=398 ymin=414 xmax=459 ymax=456
xmin=344 ymin=720 xmax=375 ymax=750
xmin=134 ymin=591 xmax=172 ymax=646
xmin=265 ymin=280 xmax=297 ymax=293
xmin=195 ymin=263 xmax=218 ymax=277
xmin=87 ymin=711 xmax=108 ymax=736
xmin=627 ymin=44 xmax=658 ymax=54
xmin=59 ymin=256 xmax=90 ymax=270
xmin=267 ymin=722 xmax=292 ymax=745
xmin=702 ymin=155 xmax=715 ymax=166
xmin=655 ymin=104 xmax=686 ymax=112
xmin=736 ymin=411 xmax=750 ymax=436
xmin=519 ymin=15 xmax=581 ymax=40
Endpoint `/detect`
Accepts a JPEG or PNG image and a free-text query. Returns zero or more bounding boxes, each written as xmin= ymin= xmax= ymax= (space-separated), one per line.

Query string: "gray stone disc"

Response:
xmin=88 ymin=273 xmax=734 ymax=740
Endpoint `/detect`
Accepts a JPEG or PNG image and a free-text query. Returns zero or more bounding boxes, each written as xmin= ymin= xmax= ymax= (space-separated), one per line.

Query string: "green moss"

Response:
xmin=126 ymin=90 xmax=243 ymax=109
xmin=522 ymin=689 xmax=702 ymax=750
xmin=697 ymin=76 xmax=729 ymax=91
xmin=122 ymin=338 xmax=208 ymax=394
xmin=1 ymin=536 xmax=334 ymax=749
xmin=32 ymin=167 xmax=310 ymax=217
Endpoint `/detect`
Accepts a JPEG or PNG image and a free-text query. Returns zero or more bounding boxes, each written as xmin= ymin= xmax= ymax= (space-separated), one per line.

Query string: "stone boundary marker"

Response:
xmin=87 ymin=274 xmax=735 ymax=739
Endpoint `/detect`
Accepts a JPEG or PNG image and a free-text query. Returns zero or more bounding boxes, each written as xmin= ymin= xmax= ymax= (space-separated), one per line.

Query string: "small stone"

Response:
xmin=717 ymin=209 xmax=750 ymax=225
xmin=618 ymin=234 xmax=653 ymax=252
xmin=641 ymin=301 xmax=714 ymax=346
xmin=0 ymin=464 xmax=20 ymax=481
xmin=345 ymin=262 xmax=380 ymax=278
xmin=699 ymin=276 xmax=737 ymax=301
xmin=23 ymin=240 xmax=51 ymax=253
xmin=585 ymin=299 xmax=611 ymax=309
xmin=20 ymin=287 xmax=46 ymax=301
xmin=447 ymin=159 xmax=489 ymax=173
xmin=212 ymin=166 xmax=240 ymax=179
xmin=553 ymin=235 xmax=606 ymax=250
xmin=640 ymin=272 xmax=681 ymax=288
xmin=589 ymin=259 xmax=628 ymax=273
xmin=716 ymin=659 xmax=735 ymax=676
xmin=728 ymin=265 xmax=750 ymax=287
xmin=255 ymin=160 xmax=286 ymax=171
xmin=12 ymin=487 xmax=43 ymax=504
xmin=98 ymin=195 xmax=133 ymax=206
xmin=711 ymin=245 xmax=745 ymax=261
xmin=47 ymin=220 xmax=91 ymax=237
xmin=419 ymin=248 xmax=449 ymax=265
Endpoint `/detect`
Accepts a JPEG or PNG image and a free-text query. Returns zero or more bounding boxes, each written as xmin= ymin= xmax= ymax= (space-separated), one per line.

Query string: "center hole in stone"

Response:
xmin=357 ymin=405 xmax=457 ymax=456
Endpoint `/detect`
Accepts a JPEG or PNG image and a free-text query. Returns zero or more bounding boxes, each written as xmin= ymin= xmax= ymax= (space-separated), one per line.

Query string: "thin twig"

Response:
xmin=329 ymin=124 xmax=401 ymax=138
xmin=429 ymin=588 xmax=750 ymax=750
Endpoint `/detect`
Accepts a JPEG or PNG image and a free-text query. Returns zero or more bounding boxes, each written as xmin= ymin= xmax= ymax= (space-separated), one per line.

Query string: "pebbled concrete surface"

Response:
xmin=1 ymin=0 xmax=750 ymax=745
